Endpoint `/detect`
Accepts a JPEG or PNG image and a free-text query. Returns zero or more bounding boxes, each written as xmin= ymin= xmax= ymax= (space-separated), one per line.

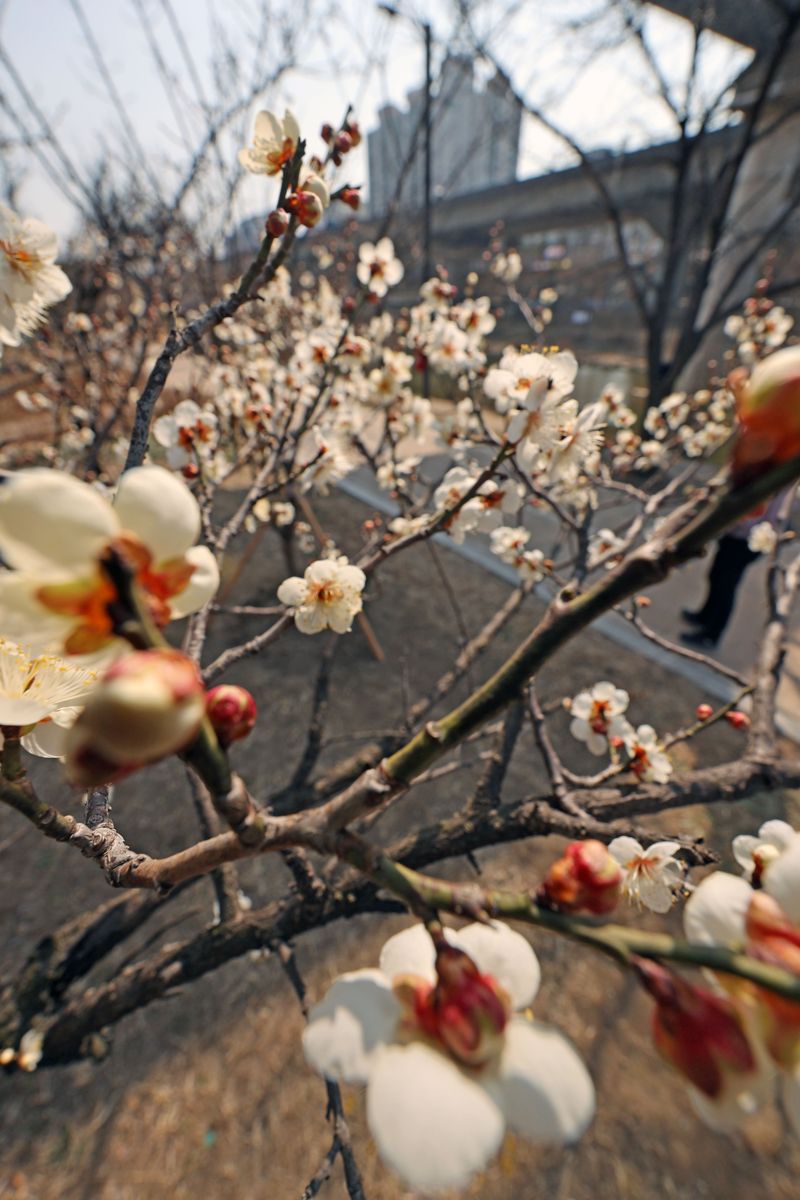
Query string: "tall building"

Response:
xmin=367 ymin=56 xmax=521 ymax=218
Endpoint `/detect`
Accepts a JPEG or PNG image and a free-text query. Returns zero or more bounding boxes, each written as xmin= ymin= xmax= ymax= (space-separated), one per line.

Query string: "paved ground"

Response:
xmin=341 ymin=458 xmax=800 ymax=741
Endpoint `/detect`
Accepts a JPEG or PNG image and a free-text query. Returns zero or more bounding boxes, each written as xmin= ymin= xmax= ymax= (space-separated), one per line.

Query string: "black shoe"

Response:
xmin=681 ymin=608 xmax=706 ymax=626
xmin=680 ymin=629 xmax=718 ymax=650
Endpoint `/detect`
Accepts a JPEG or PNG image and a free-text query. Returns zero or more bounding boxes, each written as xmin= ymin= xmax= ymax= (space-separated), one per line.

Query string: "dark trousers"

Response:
xmin=693 ymin=534 xmax=760 ymax=641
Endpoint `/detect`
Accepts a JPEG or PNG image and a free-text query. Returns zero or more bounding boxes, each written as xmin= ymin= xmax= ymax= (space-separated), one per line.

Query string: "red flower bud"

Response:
xmin=725 ymin=710 xmax=750 ymax=730
xmin=182 ymin=463 xmax=200 ymax=480
xmin=266 ymin=209 xmax=290 ymax=238
xmin=345 ymin=120 xmax=361 ymax=146
xmin=320 ymin=123 xmax=334 ymax=142
xmin=339 ymin=187 xmax=361 ymax=211
xmin=695 ymin=703 xmax=713 ymax=721
xmin=334 ymin=132 xmax=353 ymax=154
xmin=635 ymin=959 xmax=757 ymax=1099
xmin=206 ymin=684 xmax=257 ymax=746
xmin=538 ymin=840 xmax=623 ymax=915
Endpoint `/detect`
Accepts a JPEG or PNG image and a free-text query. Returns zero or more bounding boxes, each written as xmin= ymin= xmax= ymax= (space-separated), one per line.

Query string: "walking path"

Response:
xmin=339 ymin=469 xmax=800 ymax=743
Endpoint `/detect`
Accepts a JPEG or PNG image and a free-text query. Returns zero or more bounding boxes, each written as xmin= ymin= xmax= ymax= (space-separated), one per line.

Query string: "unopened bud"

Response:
xmin=206 ymin=684 xmax=257 ymax=746
xmin=635 ymin=959 xmax=757 ymax=1100
xmin=182 ymin=463 xmax=199 ymax=480
xmin=334 ymin=132 xmax=353 ymax=154
xmin=398 ymin=943 xmax=510 ymax=1068
xmin=266 ymin=208 xmax=290 ymax=238
xmin=287 ymin=190 xmax=325 ymax=229
xmin=65 ymin=649 xmax=205 ymax=786
xmin=725 ymin=710 xmax=750 ymax=730
xmin=731 ymin=346 xmax=800 ymax=486
xmin=538 ymin=840 xmax=623 ymax=915
xmin=345 ymin=120 xmax=361 ymax=146
xmin=695 ymin=703 xmax=713 ymax=721
xmin=320 ymin=122 xmax=334 ymax=142
xmin=339 ymin=187 xmax=361 ymax=211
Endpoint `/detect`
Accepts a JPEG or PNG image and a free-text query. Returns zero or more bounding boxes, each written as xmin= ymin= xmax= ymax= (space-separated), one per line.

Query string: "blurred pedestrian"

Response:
xmin=680 ymin=489 xmax=793 ymax=649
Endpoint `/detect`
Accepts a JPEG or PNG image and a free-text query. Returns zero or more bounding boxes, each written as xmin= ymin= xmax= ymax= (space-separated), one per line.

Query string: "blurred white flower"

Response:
xmin=0 ymin=466 xmax=219 ymax=656
xmin=356 ymin=238 xmax=404 ymax=298
xmin=303 ymin=922 xmax=594 ymax=1193
xmin=747 ymin=522 xmax=778 ymax=554
xmin=0 ymin=205 xmax=71 ymax=352
xmin=623 ymin=724 xmax=672 ymax=783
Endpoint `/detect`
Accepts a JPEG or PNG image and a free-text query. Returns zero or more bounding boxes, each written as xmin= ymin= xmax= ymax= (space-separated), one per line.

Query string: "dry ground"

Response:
xmin=0 ymin=491 xmax=798 ymax=1200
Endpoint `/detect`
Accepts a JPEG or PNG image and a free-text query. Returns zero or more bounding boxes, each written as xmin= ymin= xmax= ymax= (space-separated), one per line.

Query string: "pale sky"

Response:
xmin=0 ymin=0 xmax=751 ymax=241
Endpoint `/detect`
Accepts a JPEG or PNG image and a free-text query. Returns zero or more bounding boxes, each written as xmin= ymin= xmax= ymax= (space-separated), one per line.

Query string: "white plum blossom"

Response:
xmin=489 ymin=526 xmax=546 ymax=582
xmin=238 ymin=109 xmax=300 ymax=175
xmin=356 ymin=238 xmax=404 ymax=298
xmin=303 ymin=922 xmax=595 ymax=1193
xmin=588 ymin=527 xmax=626 ymax=569
xmin=490 ymin=250 xmax=522 ymax=283
xmin=623 ymin=724 xmax=673 ymax=783
xmin=732 ymin=819 xmax=796 ymax=883
xmin=0 ymin=205 xmax=72 ymax=355
xmin=278 ymin=556 xmax=366 ymax=634
xmin=153 ymin=399 xmax=219 ymax=469
xmin=0 ymin=638 xmax=98 ymax=758
xmin=569 ymin=682 xmax=630 ymax=756
xmin=484 ymin=349 xmax=577 ymax=427
xmin=608 ymin=837 xmax=684 ymax=913
xmin=747 ymin=522 xmax=778 ymax=554
xmin=0 ymin=466 xmax=219 ymax=656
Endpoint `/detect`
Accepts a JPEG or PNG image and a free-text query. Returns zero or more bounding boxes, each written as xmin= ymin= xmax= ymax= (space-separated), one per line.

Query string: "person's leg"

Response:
xmin=689 ymin=535 xmax=759 ymax=643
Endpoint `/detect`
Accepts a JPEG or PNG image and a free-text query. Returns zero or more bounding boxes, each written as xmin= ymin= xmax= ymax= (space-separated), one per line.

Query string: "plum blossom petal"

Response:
xmin=485 ymin=1018 xmax=595 ymax=1143
xmin=379 ymin=922 xmax=436 ymax=984
xmin=366 ymin=1041 xmax=505 ymax=1193
xmin=0 ymin=470 xmax=118 ymax=570
xmin=166 ymin=546 xmax=219 ymax=617
xmin=733 ymin=819 xmax=795 ymax=879
xmin=114 ymin=465 xmax=200 ymax=560
xmin=684 ymin=872 xmax=752 ymax=948
xmin=456 ymin=923 xmax=541 ymax=1009
xmin=303 ymin=969 xmax=401 ymax=1085
xmin=20 ymin=706 xmax=80 ymax=758
xmin=763 ymin=834 xmax=800 ymax=923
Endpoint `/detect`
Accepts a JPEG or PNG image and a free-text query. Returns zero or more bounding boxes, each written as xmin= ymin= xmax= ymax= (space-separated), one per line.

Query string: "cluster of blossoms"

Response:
xmin=725 ymin=289 xmax=794 ymax=364
xmin=568 ymin=681 xmax=673 ymax=782
xmin=0 ymin=205 xmax=72 ymax=360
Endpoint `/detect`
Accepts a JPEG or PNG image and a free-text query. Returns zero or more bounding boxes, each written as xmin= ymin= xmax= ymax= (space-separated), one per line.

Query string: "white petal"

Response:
xmin=0 ymin=470 xmax=118 ymax=570
xmin=732 ymin=835 xmax=762 ymax=875
xmin=759 ymin=819 xmax=796 ymax=852
xmin=455 ymin=923 xmax=541 ymax=1008
xmin=635 ymin=874 xmax=675 ymax=914
xmin=608 ymin=836 xmax=643 ymax=866
xmin=379 ymin=923 xmax=436 ymax=984
xmin=277 ymin=577 xmax=307 ymax=608
xmin=0 ymin=571 xmax=73 ymax=649
xmin=684 ymin=873 xmax=753 ymax=948
xmin=366 ymin=1042 xmax=504 ymax=1193
xmin=295 ymin=605 xmax=328 ymax=635
xmin=22 ymin=717 xmax=72 ymax=758
xmin=647 ymin=841 xmax=682 ymax=861
xmin=166 ymin=546 xmax=219 ymax=618
xmin=764 ymin=834 xmax=800 ymax=923
xmin=114 ymin=466 xmax=200 ymax=559
xmin=485 ymin=1018 xmax=595 ymax=1143
xmin=303 ymin=969 xmax=400 ymax=1085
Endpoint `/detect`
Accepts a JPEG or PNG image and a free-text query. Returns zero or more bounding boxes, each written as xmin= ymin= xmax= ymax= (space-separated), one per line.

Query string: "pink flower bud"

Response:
xmin=695 ymin=703 xmax=713 ymax=721
xmin=266 ymin=209 xmax=289 ymax=238
xmin=334 ymin=131 xmax=353 ymax=154
xmin=65 ymin=649 xmax=206 ymax=787
xmin=635 ymin=959 xmax=757 ymax=1100
xmin=538 ymin=840 xmax=623 ymax=915
xmin=725 ymin=710 xmax=750 ymax=730
xmin=206 ymin=684 xmax=257 ymax=746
